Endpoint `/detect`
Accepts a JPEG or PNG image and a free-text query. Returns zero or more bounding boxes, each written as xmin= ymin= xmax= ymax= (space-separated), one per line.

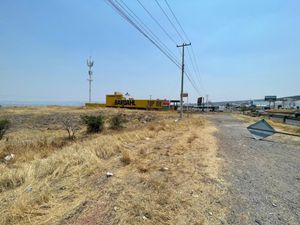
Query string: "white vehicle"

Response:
xmin=218 ymin=106 xmax=225 ymax=112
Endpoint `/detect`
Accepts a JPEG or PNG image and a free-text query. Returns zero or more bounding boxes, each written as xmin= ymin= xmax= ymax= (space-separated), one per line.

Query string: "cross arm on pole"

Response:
xmin=177 ymin=43 xmax=191 ymax=48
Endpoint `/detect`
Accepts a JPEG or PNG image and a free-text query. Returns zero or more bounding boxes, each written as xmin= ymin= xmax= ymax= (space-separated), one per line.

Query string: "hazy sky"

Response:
xmin=0 ymin=0 xmax=299 ymax=103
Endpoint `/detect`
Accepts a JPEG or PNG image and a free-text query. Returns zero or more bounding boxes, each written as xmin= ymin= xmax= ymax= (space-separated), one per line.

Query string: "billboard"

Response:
xmin=265 ymin=96 xmax=277 ymax=101
xmin=197 ymin=97 xmax=204 ymax=106
xmin=181 ymin=93 xmax=188 ymax=97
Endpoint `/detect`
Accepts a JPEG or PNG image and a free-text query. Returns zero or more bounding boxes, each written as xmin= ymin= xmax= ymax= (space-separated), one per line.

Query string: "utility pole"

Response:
xmin=177 ymin=42 xmax=191 ymax=118
xmin=87 ymin=57 xmax=94 ymax=103
xmin=148 ymin=95 xmax=152 ymax=110
xmin=206 ymin=94 xmax=209 ymax=112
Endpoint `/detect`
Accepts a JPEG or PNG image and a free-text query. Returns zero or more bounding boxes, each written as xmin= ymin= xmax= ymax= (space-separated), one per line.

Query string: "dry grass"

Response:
xmin=120 ymin=150 xmax=132 ymax=165
xmin=234 ymin=114 xmax=300 ymax=134
xmin=268 ymin=120 xmax=300 ymax=134
xmin=187 ymin=133 xmax=198 ymax=143
xmin=266 ymin=109 xmax=296 ymax=114
xmin=68 ymin=116 xmax=226 ymax=225
xmin=0 ymin=107 xmax=226 ymax=225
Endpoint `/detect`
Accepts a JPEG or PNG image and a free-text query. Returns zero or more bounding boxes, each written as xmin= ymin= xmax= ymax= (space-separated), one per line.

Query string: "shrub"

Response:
xmin=110 ymin=114 xmax=124 ymax=130
xmin=81 ymin=115 xmax=104 ymax=133
xmin=62 ymin=117 xmax=80 ymax=140
xmin=0 ymin=119 xmax=10 ymax=140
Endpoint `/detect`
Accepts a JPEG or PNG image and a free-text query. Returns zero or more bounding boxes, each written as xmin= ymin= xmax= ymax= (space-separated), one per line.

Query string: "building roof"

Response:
xmin=277 ymin=95 xmax=300 ymax=101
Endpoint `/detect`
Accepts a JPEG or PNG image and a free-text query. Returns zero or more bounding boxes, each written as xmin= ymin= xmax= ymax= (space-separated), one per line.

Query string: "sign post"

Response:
xmin=181 ymin=93 xmax=188 ymax=115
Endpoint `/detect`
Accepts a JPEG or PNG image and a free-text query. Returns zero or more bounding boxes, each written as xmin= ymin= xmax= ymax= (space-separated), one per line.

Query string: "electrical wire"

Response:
xmin=105 ymin=0 xmax=181 ymax=68
xmin=117 ymin=0 xmax=179 ymax=62
xmin=155 ymin=0 xmax=202 ymax=95
xmin=187 ymin=48 xmax=206 ymax=93
xmin=105 ymin=0 xmax=202 ymax=96
xmin=154 ymin=0 xmax=185 ymax=42
xmin=164 ymin=0 xmax=189 ymax=41
xmin=136 ymin=0 xmax=178 ymax=46
xmin=164 ymin=0 xmax=206 ymax=93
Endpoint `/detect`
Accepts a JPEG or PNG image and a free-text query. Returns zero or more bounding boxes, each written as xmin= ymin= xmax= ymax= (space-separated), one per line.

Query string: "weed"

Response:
xmin=137 ymin=164 xmax=148 ymax=173
xmin=81 ymin=115 xmax=104 ymax=133
xmin=62 ymin=116 xmax=80 ymax=140
xmin=120 ymin=150 xmax=131 ymax=165
xmin=0 ymin=169 xmax=25 ymax=192
xmin=187 ymin=134 xmax=198 ymax=143
xmin=0 ymin=119 xmax=10 ymax=140
xmin=110 ymin=114 xmax=124 ymax=130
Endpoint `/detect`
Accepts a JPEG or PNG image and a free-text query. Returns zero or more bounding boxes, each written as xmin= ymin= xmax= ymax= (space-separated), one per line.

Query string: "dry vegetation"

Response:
xmin=266 ymin=109 xmax=296 ymax=115
xmin=234 ymin=113 xmax=300 ymax=134
xmin=0 ymin=106 xmax=226 ymax=225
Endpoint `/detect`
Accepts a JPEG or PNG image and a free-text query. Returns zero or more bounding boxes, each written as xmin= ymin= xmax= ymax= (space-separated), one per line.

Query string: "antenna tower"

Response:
xmin=87 ymin=57 xmax=94 ymax=103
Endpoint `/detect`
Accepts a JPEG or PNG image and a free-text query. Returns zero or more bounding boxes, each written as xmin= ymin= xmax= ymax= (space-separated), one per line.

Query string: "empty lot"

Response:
xmin=0 ymin=107 xmax=226 ymax=225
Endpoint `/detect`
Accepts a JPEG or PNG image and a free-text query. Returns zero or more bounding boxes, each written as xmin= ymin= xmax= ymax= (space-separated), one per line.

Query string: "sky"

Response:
xmin=0 ymin=0 xmax=299 ymax=103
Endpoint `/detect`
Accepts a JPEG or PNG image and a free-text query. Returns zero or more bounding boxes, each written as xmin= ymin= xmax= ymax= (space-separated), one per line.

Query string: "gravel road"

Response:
xmin=207 ymin=114 xmax=300 ymax=225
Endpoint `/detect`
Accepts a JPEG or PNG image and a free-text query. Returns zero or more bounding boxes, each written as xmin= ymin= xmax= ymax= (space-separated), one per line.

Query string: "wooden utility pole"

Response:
xmin=177 ymin=43 xmax=191 ymax=118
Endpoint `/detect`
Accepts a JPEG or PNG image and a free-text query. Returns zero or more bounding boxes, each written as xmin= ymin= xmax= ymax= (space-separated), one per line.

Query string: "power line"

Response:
xmin=154 ymin=0 xmax=202 ymax=94
xmin=164 ymin=0 xmax=189 ymax=42
xmin=105 ymin=0 xmax=202 ymax=96
xmin=154 ymin=0 xmax=185 ymax=42
xmin=186 ymin=49 xmax=201 ymax=89
xmin=185 ymin=72 xmax=201 ymax=96
xmin=105 ymin=0 xmax=180 ymax=67
xmin=186 ymin=48 xmax=205 ymax=93
xmin=117 ymin=0 xmax=179 ymax=62
xmin=158 ymin=0 xmax=203 ymax=94
xmin=136 ymin=0 xmax=178 ymax=46
xmin=185 ymin=66 xmax=201 ymax=96
xmin=189 ymin=47 xmax=206 ymax=92
xmin=163 ymin=0 xmax=206 ymax=94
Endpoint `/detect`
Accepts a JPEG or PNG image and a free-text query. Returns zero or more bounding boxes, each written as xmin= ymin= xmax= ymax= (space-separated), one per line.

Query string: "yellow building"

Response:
xmin=86 ymin=92 xmax=170 ymax=110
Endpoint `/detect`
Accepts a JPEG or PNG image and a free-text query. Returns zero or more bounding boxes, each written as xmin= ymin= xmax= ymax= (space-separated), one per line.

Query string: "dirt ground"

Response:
xmin=2 ymin=107 xmax=299 ymax=225
xmin=207 ymin=114 xmax=300 ymax=225
xmin=63 ymin=116 xmax=226 ymax=225
xmin=0 ymin=107 xmax=227 ymax=225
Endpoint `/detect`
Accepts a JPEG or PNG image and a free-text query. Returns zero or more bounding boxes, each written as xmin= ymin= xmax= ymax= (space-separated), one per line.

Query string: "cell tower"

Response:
xmin=87 ymin=57 xmax=94 ymax=103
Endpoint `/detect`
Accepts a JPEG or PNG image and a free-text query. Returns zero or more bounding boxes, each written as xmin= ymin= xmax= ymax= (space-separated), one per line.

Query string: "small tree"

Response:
xmin=0 ymin=119 xmax=10 ymax=140
xmin=62 ymin=117 xmax=80 ymax=140
xmin=110 ymin=114 xmax=124 ymax=130
xmin=81 ymin=115 xmax=104 ymax=133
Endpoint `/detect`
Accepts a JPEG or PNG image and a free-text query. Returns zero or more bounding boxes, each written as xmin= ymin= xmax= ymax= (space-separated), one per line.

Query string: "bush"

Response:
xmin=110 ymin=114 xmax=124 ymax=130
xmin=62 ymin=117 xmax=80 ymax=140
xmin=81 ymin=115 xmax=104 ymax=133
xmin=0 ymin=119 xmax=10 ymax=140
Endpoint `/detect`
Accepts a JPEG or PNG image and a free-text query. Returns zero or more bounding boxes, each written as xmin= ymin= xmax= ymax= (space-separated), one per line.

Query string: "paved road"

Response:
xmin=207 ymin=114 xmax=300 ymax=225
